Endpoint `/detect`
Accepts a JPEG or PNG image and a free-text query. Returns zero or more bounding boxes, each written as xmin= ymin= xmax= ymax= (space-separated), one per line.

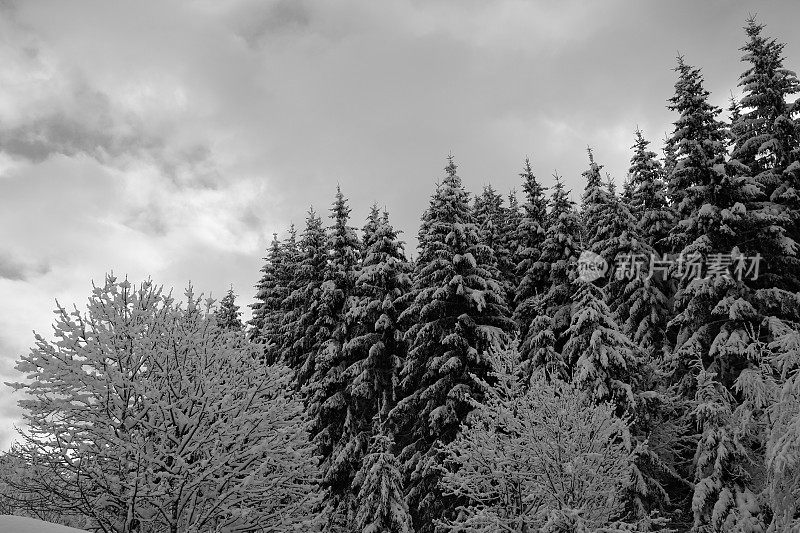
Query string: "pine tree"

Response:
xmin=320 ymin=207 xmax=411 ymax=530
xmin=353 ymin=433 xmax=415 ymax=533
xmin=690 ymin=368 xmax=764 ymax=532
xmin=216 ymin=286 xmax=243 ymax=331
xmin=284 ymin=208 xmax=328 ymax=374
xmin=513 ymin=157 xmax=549 ymax=339
xmin=305 ymin=187 xmax=363 ymax=530
xmin=664 ymin=56 xmax=769 ymax=529
xmin=501 ymin=189 xmax=524 ymax=307
xmin=346 ymin=207 xmax=411 ymax=433
xmin=665 ymin=56 xmax=761 ymax=386
xmin=563 ymin=279 xmax=639 ymax=414
xmin=586 ymin=166 xmax=680 ymax=524
xmin=473 ymin=184 xmax=504 ymax=253
xmin=252 ymin=229 xmax=303 ymax=363
xmin=249 ymin=233 xmax=282 ymax=343
xmin=761 ymin=317 xmax=800 ymax=531
xmin=580 ymin=147 xmax=609 ymax=244
xmin=474 ymin=184 xmax=515 ymax=305
xmin=390 ymin=155 xmax=513 ymax=533
xmin=274 ymin=224 xmax=301 ymax=362
xmin=662 ymin=135 xmax=678 ymax=183
xmin=731 ymin=17 xmax=800 ymax=292
xmin=727 ymin=95 xmax=743 ymax=147
xmin=361 ymin=204 xmax=384 ymax=251
xmin=628 ymin=129 xmax=676 ymax=255
xmin=518 ymin=174 xmax=581 ymax=380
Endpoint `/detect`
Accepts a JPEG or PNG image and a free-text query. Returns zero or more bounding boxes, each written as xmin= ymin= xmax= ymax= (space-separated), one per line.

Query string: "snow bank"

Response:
xmin=0 ymin=515 xmax=87 ymax=533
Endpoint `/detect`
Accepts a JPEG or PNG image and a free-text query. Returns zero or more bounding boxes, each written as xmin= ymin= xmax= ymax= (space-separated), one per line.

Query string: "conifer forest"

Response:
xmin=4 ymin=12 xmax=800 ymax=533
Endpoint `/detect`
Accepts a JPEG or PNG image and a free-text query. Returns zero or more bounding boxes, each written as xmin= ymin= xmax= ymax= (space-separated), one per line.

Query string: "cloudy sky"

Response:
xmin=1 ymin=0 xmax=799 ymax=449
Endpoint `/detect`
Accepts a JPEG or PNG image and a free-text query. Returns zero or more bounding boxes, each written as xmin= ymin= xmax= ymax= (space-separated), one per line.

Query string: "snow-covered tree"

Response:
xmin=473 ymin=184 xmax=504 ymax=256
xmin=662 ymin=136 xmax=678 ymax=182
xmin=353 ymin=433 xmax=415 ymax=533
xmin=731 ymin=18 xmax=800 ymax=292
xmin=580 ymin=148 xmax=611 ymax=251
xmin=216 ymin=285 xmax=243 ymax=331
xmin=0 ymin=444 xmax=85 ymax=527
xmin=329 ymin=208 xmax=412 ymax=525
xmin=690 ymin=368 xmax=765 ymax=532
xmin=628 ymin=129 xmax=676 ymax=255
xmin=501 ymin=189 xmax=524 ymax=307
xmin=513 ymin=157 xmax=548 ymax=339
xmin=250 ymin=232 xmax=282 ymax=342
xmin=7 ymin=276 xmax=320 ymax=533
xmin=563 ymin=279 xmax=639 ymax=414
xmin=303 ymin=187 xmax=363 ymax=530
xmin=284 ymin=208 xmax=328 ymax=374
xmin=250 ymin=229 xmax=299 ymax=363
xmin=663 ymin=56 xmax=774 ymax=529
xmin=761 ymin=317 xmax=800 ymax=531
xmin=474 ymin=184 xmax=515 ymax=305
xmin=390 ymin=156 xmax=513 ymax=533
xmin=438 ymin=349 xmax=638 ymax=532
xmin=577 ymin=176 xmax=680 ymax=523
xmin=517 ymin=174 xmax=580 ymax=380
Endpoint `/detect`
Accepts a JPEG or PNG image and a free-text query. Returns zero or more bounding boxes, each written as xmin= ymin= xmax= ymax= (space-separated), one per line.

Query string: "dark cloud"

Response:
xmin=122 ymin=204 xmax=170 ymax=237
xmin=230 ymin=0 xmax=312 ymax=48
xmin=0 ymin=251 xmax=50 ymax=281
xmin=0 ymin=89 xmax=220 ymax=193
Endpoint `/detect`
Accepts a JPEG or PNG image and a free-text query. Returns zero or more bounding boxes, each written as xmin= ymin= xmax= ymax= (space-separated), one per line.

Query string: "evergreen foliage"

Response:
xmin=284 ymin=208 xmax=328 ymax=374
xmin=354 ymin=434 xmax=415 ymax=533
xmin=517 ymin=174 xmax=581 ymax=379
xmin=390 ymin=155 xmax=513 ymax=533
xmin=304 ymin=187 xmax=363 ymax=530
xmin=628 ymin=129 xmax=676 ymax=255
xmin=216 ymin=286 xmax=243 ymax=331
xmin=513 ymin=157 xmax=549 ymax=340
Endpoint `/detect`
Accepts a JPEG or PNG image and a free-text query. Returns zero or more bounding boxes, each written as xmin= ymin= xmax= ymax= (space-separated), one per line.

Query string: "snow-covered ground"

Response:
xmin=0 ymin=515 xmax=86 ymax=532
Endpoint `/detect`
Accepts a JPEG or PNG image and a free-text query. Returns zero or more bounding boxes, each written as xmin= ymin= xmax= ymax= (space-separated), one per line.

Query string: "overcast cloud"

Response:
xmin=1 ymin=0 xmax=799 ymax=450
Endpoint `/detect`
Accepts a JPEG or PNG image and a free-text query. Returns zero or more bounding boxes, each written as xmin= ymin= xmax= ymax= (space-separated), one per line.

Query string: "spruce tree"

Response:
xmin=284 ymin=208 xmax=328 ymax=374
xmin=690 ymin=369 xmax=765 ymax=531
xmin=250 ymin=231 xmax=298 ymax=363
xmin=275 ymin=224 xmax=301 ymax=362
xmin=513 ymin=157 xmax=549 ymax=340
xmin=305 ymin=187 xmax=363 ymax=531
xmin=501 ymin=189 xmax=523 ymax=307
xmin=628 ymin=129 xmax=676 ymax=255
xmin=565 ymin=188 xmax=679 ymax=523
xmin=517 ymin=174 xmax=580 ymax=380
xmin=390 ymin=156 xmax=513 ymax=533
xmin=665 ymin=56 xmax=768 ymax=529
xmin=345 ymin=208 xmax=411 ymax=430
xmin=474 ymin=184 xmax=515 ymax=305
xmin=563 ymin=279 xmax=639 ymax=413
xmin=321 ymin=207 xmax=411 ymax=529
xmin=662 ymin=135 xmax=678 ymax=183
xmin=216 ymin=286 xmax=243 ymax=331
xmin=580 ymin=148 xmax=606 ymax=225
xmin=249 ymin=233 xmax=282 ymax=343
xmin=665 ymin=56 xmax=759 ymax=386
xmin=731 ymin=17 xmax=800 ymax=291
xmin=473 ymin=184 xmax=504 ymax=254
xmin=354 ymin=433 xmax=415 ymax=533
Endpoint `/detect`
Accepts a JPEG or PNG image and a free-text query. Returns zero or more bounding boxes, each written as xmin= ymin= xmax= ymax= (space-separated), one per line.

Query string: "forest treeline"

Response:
xmin=2 ymin=17 xmax=800 ymax=533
